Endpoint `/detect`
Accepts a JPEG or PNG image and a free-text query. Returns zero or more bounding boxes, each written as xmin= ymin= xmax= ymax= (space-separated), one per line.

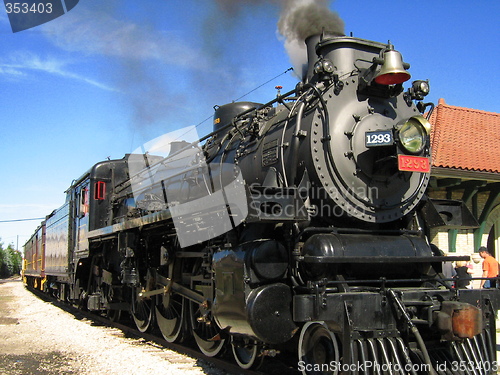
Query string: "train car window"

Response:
xmin=80 ymin=187 xmax=89 ymax=216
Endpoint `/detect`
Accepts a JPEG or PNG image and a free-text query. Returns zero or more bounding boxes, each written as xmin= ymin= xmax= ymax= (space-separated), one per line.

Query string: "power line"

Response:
xmin=0 ymin=217 xmax=44 ymax=223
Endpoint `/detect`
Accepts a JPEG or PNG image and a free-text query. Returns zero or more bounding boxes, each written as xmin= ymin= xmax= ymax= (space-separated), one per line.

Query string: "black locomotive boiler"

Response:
xmin=23 ymin=33 xmax=500 ymax=374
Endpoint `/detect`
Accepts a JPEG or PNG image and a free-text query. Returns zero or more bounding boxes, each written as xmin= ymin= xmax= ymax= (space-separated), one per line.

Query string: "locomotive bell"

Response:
xmin=374 ymin=45 xmax=411 ymax=85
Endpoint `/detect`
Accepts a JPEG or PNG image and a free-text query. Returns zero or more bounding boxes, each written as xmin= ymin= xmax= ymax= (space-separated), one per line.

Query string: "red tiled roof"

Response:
xmin=429 ymin=99 xmax=500 ymax=174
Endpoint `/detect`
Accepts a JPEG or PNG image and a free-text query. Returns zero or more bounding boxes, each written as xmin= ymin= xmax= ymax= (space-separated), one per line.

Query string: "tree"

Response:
xmin=0 ymin=240 xmax=23 ymax=278
xmin=8 ymin=245 xmax=22 ymax=275
xmin=0 ymin=241 xmax=11 ymax=277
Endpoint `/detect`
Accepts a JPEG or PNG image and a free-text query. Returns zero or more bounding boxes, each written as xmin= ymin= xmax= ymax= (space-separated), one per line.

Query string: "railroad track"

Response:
xmin=28 ymin=287 xmax=299 ymax=375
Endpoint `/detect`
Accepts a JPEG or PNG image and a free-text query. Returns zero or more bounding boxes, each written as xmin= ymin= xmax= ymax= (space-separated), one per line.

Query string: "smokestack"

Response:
xmin=303 ymin=33 xmax=325 ymax=82
xmin=304 ymin=35 xmax=388 ymax=83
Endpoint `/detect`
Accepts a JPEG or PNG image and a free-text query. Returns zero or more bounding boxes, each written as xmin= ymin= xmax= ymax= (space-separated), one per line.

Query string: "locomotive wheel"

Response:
xmin=104 ymin=284 xmax=121 ymax=322
xmin=231 ymin=337 xmax=263 ymax=370
xmin=298 ymin=322 xmax=339 ymax=375
xmin=131 ymin=286 xmax=154 ymax=333
xmin=190 ymin=299 xmax=226 ymax=357
xmin=106 ymin=307 xmax=121 ymax=322
xmin=155 ymin=292 xmax=185 ymax=343
xmin=188 ymin=259 xmax=226 ymax=357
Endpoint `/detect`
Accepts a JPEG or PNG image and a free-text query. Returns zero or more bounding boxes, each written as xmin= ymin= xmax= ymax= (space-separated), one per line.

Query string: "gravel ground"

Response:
xmin=0 ymin=278 xmax=227 ymax=375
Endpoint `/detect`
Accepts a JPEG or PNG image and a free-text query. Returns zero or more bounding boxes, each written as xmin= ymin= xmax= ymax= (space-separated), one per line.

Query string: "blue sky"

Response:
xmin=1 ymin=0 xmax=499 ymax=249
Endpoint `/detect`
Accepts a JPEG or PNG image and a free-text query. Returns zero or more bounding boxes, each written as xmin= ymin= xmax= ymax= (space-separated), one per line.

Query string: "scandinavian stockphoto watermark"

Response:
xmin=247 ymin=182 xmax=379 ymax=219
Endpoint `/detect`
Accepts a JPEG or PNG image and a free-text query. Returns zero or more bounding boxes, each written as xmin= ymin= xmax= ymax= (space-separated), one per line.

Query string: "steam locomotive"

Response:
xmin=23 ymin=33 xmax=499 ymax=374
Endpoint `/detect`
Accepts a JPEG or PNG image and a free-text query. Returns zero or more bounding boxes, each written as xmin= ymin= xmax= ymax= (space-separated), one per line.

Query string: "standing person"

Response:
xmin=442 ymin=259 xmax=456 ymax=285
xmin=479 ymin=247 xmax=499 ymax=288
xmin=454 ymin=261 xmax=473 ymax=289
xmin=431 ymin=244 xmax=456 ymax=287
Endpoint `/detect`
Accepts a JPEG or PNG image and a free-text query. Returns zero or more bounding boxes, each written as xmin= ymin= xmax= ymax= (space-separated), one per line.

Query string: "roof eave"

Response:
xmin=431 ymin=166 xmax=500 ymax=182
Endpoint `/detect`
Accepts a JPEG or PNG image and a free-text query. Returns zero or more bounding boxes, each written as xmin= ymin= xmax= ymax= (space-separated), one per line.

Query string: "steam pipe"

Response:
xmin=387 ymin=289 xmax=438 ymax=375
xmin=287 ymin=100 xmax=306 ymax=186
xmin=200 ymin=87 xmax=299 ymax=143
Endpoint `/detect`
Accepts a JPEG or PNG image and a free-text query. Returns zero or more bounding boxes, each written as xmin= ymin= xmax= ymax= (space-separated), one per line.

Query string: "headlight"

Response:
xmin=408 ymin=80 xmax=430 ymax=100
xmin=314 ymin=59 xmax=334 ymax=74
xmin=398 ymin=117 xmax=428 ymax=153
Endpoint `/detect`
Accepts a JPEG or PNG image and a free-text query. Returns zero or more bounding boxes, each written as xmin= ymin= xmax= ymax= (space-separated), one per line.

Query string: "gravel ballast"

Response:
xmin=0 ymin=278 xmax=225 ymax=375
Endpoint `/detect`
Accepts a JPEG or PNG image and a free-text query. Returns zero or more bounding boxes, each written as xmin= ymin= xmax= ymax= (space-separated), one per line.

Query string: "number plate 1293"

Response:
xmin=398 ymin=155 xmax=430 ymax=172
xmin=365 ymin=130 xmax=394 ymax=147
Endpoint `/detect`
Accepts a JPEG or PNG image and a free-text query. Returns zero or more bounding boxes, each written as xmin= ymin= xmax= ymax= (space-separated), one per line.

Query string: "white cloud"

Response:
xmin=0 ymin=66 xmax=26 ymax=76
xmin=0 ymin=51 xmax=117 ymax=91
xmin=41 ymin=7 xmax=203 ymax=70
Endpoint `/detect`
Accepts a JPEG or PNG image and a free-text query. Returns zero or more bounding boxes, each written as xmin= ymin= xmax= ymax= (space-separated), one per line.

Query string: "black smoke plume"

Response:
xmin=214 ymin=0 xmax=345 ymax=77
xmin=277 ymin=0 xmax=344 ymax=77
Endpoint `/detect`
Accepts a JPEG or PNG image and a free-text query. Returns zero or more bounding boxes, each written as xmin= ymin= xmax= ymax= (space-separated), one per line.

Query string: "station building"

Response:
xmin=427 ymin=99 xmax=500 ymax=286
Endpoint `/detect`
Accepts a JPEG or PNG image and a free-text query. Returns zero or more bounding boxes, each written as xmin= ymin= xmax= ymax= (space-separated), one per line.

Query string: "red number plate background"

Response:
xmin=398 ymin=155 xmax=430 ymax=172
